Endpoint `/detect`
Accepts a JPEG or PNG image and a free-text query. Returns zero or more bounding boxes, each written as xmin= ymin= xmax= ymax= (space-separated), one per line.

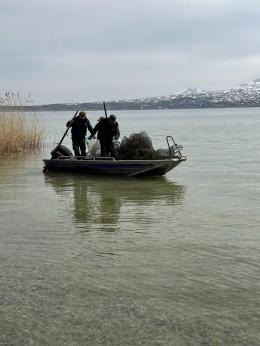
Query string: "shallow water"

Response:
xmin=0 ymin=108 xmax=260 ymax=345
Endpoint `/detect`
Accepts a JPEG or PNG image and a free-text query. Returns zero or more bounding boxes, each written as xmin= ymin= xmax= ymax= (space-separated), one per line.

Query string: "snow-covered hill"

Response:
xmin=131 ymin=80 xmax=260 ymax=109
xmin=10 ymin=80 xmax=260 ymax=111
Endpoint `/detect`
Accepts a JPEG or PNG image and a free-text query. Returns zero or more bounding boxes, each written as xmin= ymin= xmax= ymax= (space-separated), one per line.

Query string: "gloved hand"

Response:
xmin=113 ymin=136 xmax=120 ymax=142
xmin=66 ymin=120 xmax=73 ymax=127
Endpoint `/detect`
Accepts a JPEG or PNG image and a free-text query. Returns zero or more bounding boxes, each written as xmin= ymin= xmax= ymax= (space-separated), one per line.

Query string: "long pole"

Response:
xmin=43 ymin=110 xmax=78 ymax=173
xmin=103 ymin=102 xmax=108 ymax=118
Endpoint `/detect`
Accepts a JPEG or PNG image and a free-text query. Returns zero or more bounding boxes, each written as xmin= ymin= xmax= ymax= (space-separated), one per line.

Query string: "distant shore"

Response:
xmin=1 ymin=103 xmax=260 ymax=112
xmin=2 ymin=84 xmax=260 ymax=112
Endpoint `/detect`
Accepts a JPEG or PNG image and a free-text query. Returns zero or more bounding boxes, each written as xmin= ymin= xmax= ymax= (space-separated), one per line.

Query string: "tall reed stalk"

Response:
xmin=0 ymin=92 xmax=44 ymax=154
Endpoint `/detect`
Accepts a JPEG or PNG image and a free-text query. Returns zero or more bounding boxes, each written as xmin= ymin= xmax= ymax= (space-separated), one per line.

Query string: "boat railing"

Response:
xmin=56 ymin=155 xmax=116 ymax=161
xmin=166 ymin=136 xmax=184 ymax=159
xmin=56 ymin=155 xmax=85 ymax=160
xmin=92 ymin=156 xmax=115 ymax=161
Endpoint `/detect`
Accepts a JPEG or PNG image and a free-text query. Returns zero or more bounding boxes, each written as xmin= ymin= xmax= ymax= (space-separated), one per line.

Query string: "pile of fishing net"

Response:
xmin=115 ymin=131 xmax=169 ymax=160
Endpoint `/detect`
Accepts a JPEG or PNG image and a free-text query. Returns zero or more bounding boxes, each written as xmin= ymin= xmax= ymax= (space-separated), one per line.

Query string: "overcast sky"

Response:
xmin=1 ymin=0 xmax=260 ymax=104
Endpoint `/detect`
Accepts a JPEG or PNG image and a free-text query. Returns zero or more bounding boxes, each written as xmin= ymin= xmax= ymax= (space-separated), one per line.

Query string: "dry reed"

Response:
xmin=0 ymin=92 xmax=44 ymax=154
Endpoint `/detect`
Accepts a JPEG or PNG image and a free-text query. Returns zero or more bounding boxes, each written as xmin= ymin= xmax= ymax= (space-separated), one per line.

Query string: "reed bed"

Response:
xmin=0 ymin=93 xmax=44 ymax=154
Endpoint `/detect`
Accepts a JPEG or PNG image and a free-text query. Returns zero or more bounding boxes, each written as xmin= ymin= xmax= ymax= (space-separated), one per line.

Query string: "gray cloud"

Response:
xmin=0 ymin=0 xmax=260 ymax=103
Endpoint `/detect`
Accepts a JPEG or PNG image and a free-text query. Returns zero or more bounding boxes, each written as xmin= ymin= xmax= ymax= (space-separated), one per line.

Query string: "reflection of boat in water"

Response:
xmin=45 ymin=174 xmax=186 ymax=227
xmin=43 ymin=136 xmax=186 ymax=177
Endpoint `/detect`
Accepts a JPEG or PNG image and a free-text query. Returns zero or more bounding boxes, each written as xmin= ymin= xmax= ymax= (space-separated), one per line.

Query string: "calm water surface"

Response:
xmin=0 ymin=108 xmax=260 ymax=345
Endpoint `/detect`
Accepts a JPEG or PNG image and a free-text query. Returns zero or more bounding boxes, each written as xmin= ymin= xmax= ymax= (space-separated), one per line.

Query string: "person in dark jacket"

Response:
xmin=89 ymin=114 xmax=120 ymax=157
xmin=66 ymin=111 xmax=93 ymax=156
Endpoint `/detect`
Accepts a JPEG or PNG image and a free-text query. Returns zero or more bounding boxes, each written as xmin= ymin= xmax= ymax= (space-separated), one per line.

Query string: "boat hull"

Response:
xmin=43 ymin=158 xmax=184 ymax=177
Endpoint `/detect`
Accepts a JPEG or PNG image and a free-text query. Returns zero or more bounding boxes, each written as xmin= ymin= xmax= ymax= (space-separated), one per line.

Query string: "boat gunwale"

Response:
xmin=43 ymin=157 xmax=185 ymax=164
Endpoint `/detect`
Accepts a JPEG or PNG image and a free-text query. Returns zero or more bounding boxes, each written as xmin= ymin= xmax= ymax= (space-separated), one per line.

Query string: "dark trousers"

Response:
xmin=72 ymin=137 xmax=86 ymax=156
xmin=100 ymin=139 xmax=115 ymax=157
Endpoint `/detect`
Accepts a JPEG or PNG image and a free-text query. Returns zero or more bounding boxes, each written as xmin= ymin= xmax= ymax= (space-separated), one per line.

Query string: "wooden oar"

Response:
xmin=43 ymin=110 xmax=78 ymax=173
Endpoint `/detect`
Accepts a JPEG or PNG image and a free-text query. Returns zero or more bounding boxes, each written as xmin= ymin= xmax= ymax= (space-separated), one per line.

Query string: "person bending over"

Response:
xmin=89 ymin=114 xmax=120 ymax=157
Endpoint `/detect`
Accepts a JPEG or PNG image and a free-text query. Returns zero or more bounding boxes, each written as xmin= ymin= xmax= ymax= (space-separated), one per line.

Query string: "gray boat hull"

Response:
xmin=43 ymin=158 xmax=184 ymax=177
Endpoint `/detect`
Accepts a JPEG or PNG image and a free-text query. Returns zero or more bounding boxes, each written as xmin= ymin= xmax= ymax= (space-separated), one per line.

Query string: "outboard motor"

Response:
xmin=51 ymin=145 xmax=73 ymax=159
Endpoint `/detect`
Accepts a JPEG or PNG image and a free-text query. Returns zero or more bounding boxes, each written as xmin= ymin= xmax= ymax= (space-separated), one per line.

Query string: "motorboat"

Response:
xmin=43 ymin=136 xmax=186 ymax=177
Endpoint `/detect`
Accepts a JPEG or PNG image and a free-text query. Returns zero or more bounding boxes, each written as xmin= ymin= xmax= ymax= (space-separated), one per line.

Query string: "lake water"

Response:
xmin=0 ymin=108 xmax=260 ymax=345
